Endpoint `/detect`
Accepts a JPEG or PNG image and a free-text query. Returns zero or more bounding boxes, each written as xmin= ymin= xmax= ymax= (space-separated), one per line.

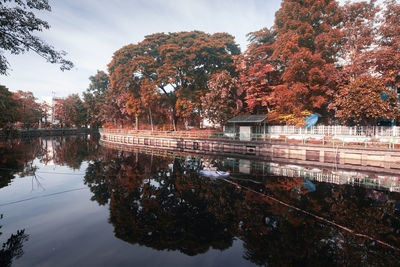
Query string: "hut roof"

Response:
xmin=226 ymin=114 xmax=267 ymax=123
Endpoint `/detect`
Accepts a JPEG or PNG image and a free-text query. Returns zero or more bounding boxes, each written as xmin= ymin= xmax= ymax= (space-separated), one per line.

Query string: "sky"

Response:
xmin=0 ymin=0 xmax=283 ymax=102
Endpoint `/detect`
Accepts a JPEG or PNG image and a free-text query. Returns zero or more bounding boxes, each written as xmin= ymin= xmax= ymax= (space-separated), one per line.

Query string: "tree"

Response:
xmin=331 ymin=75 xmax=399 ymax=125
xmin=339 ymin=0 xmax=380 ymax=79
xmin=0 ymin=0 xmax=73 ymax=75
xmin=54 ymin=94 xmax=87 ymax=127
xmin=331 ymin=0 xmax=400 ymax=125
xmin=0 ymin=85 xmax=19 ymax=128
xmin=108 ymin=31 xmax=240 ymax=130
xmin=14 ymin=90 xmax=42 ymax=128
xmin=375 ymin=0 xmax=400 ymax=88
xmin=201 ymin=70 xmax=244 ymax=125
xmin=83 ymin=70 xmax=110 ymax=128
xmin=239 ymin=0 xmax=342 ymax=125
xmin=237 ymin=28 xmax=280 ymax=120
xmin=40 ymin=101 xmax=51 ymax=125
xmin=270 ymin=0 xmax=342 ymax=123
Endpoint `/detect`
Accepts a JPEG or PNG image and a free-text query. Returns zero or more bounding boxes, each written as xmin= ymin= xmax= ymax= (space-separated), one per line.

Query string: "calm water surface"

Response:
xmin=0 ymin=136 xmax=400 ymax=266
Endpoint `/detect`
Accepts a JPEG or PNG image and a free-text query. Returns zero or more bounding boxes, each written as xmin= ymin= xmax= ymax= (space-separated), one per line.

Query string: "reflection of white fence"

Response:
xmin=266 ymin=163 xmax=400 ymax=192
xmin=267 ymin=125 xmax=400 ymax=137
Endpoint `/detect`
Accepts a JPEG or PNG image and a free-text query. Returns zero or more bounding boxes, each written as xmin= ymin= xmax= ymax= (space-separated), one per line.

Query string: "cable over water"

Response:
xmin=222 ymin=178 xmax=400 ymax=252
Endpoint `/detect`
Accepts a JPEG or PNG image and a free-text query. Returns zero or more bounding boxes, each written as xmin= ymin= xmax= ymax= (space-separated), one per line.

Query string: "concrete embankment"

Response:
xmin=100 ymin=131 xmax=400 ymax=175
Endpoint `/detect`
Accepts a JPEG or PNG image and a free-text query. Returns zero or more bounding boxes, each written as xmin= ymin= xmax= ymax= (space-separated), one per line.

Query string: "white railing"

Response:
xmin=267 ymin=125 xmax=400 ymax=137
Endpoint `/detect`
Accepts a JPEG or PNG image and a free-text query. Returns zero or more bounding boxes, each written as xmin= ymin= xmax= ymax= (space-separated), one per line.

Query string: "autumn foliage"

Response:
xmin=54 ymin=94 xmax=87 ymax=127
xmin=236 ymin=0 xmax=342 ymax=125
xmin=107 ymin=31 xmax=240 ymax=129
xmin=375 ymin=0 xmax=400 ymax=88
xmin=232 ymin=0 xmax=400 ymax=126
xmin=0 ymin=86 xmax=48 ymax=129
xmin=78 ymin=0 xmax=399 ymax=128
xmin=201 ymin=70 xmax=244 ymax=125
xmin=330 ymin=75 xmax=399 ymax=125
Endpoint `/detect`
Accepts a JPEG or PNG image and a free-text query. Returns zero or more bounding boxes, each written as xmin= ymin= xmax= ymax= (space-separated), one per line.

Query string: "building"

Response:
xmin=223 ymin=114 xmax=267 ymax=141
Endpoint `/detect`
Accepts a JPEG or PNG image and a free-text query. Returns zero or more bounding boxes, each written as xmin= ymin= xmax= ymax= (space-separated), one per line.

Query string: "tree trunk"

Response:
xmin=172 ymin=107 xmax=177 ymax=131
xmin=135 ymin=115 xmax=139 ymax=130
xmin=148 ymin=106 xmax=153 ymax=131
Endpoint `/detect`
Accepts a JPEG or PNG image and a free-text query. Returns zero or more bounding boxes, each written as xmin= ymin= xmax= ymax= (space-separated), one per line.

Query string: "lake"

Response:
xmin=0 ymin=135 xmax=399 ymax=266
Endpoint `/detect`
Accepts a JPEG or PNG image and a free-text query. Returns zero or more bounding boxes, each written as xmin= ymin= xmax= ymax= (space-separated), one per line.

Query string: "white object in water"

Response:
xmin=200 ymin=169 xmax=230 ymax=178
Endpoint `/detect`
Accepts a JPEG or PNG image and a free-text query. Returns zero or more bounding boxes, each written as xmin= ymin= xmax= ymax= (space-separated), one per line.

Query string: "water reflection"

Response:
xmin=85 ymin=152 xmax=233 ymax=255
xmin=0 ymin=136 xmax=399 ymax=266
xmin=0 ymin=139 xmax=42 ymax=189
xmin=0 ymin=136 xmax=100 ymax=190
xmin=86 ymin=145 xmax=400 ymax=265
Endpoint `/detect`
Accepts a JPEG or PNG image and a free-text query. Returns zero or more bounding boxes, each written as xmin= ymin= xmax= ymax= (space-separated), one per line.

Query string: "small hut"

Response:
xmin=224 ymin=114 xmax=267 ymax=141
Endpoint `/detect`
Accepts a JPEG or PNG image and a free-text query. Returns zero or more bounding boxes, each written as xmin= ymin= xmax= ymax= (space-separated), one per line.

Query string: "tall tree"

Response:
xmin=375 ymin=0 xmax=400 ymax=88
xmin=237 ymin=28 xmax=280 ymax=117
xmin=201 ymin=70 xmax=244 ymax=125
xmin=107 ymin=43 xmax=147 ymax=129
xmin=270 ymin=0 xmax=342 ymax=123
xmin=83 ymin=70 xmax=110 ymax=128
xmin=330 ymin=0 xmax=400 ymax=125
xmin=108 ymin=31 xmax=240 ymax=129
xmin=0 ymin=0 xmax=73 ymax=75
xmin=339 ymin=0 xmax=380 ymax=79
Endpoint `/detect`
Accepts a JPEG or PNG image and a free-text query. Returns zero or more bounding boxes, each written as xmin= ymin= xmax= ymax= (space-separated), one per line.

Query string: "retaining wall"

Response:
xmin=100 ymin=131 xmax=400 ymax=175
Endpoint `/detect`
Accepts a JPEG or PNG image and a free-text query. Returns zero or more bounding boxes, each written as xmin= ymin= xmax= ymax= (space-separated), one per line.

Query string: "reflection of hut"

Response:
xmin=224 ymin=114 xmax=267 ymax=141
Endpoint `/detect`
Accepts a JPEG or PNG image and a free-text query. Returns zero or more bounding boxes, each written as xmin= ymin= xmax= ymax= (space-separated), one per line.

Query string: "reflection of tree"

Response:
xmin=85 ymin=149 xmax=400 ymax=265
xmin=53 ymin=135 xmax=100 ymax=169
xmin=0 ymin=216 xmax=29 ymax=267
xmin=0 ymin=135 xmax=100 ymax=189
xmin=0 ymin=139 xmax=42 ymax=189
xmin=232 ymin=179 xmax=400 ymax=266
xmin=84 ymin=150 xmax=139 ymax=205
xmin=85 ymin=152 xmax=234 ymax=255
